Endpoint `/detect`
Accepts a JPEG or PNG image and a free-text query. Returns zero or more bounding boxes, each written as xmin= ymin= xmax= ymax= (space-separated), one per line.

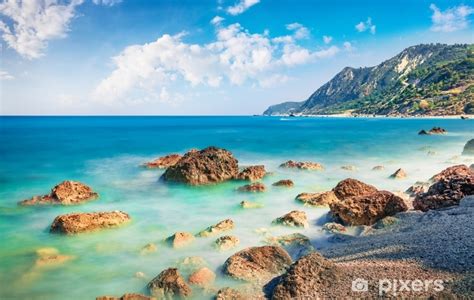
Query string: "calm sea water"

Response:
xmin=0 ymin=116 xmax=472 ymax=299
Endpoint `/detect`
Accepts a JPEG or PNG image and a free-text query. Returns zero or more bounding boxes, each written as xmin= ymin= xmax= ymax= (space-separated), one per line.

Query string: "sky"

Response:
xmin=0 ymin=0 xmax=473 ymax=115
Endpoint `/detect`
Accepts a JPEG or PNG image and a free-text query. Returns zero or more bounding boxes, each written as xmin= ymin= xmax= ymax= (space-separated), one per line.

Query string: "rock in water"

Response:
xmin=96 ymin=293 xmax=155 ymax=300
xmin=273 ymin=210 xmax=309 ymax=227
xmin=34 ymin=247 xmax=74 ymax=268
xmin=166 ymin=232 xmax=195 ymax=249
xmin=265 ymin=233 xmax=314 ymax=259
xmin=272 ymin=179 xmax=294 ymax=187
xmin=144 ymin=154 xmax=182 ymax=169
xmin=462 ymin=139 xmax=474 ymax=155
xmin=332 ymin=178 xmax=377 ymax=201
xmin=390 ymin=168 xmax=407 ymax=179
xmin=372 ymin=165 xmax=384 ymax=171
xmin=214 ymin=235 xmax=240 ymax=251
xmin=341 ymin=165 xmax=357 ymax=171
xmin=279 ymin=160 xmax=324 ymax=170
xmin=147 ymin=268 xmax=191 ymax=298
xmin=235 ymin=165 xmax=266 ymax=181
xmin=215 ymin=288 xmax=245 ymax=300
xmin=223 ymin=246 xmax=292 ymax=282
xmin=162 ymin=147 xmax=239 ymax=185
xmin=188 ymin=267 xmax=215 ymax=287
xmin=19 ymin=181 xmax=98 ymax=206
xmin=237 ymin=182 xmax=266 ymax=192
xmin=418 ymin=129 xmax=429 ymax=135
xmin=197 ymin=219 xmax=234 ymax=237
xmin=295 ymin=191 xmax=339 ymax=206
xmin=329 ymin=191 xmax=408 ymax=225
xmin=429 ymin=127 xmax=447 ymax=134
xmin=50 ymin=211 xmax=130 ymax=234
xmin=240 ymin=200 xmax=263 ymax=209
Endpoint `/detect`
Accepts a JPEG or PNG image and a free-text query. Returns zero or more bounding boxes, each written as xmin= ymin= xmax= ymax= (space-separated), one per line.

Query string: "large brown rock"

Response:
xmin=273 ymin=210 xmax=308 ymax=228
xmin=19 ymin=181 xmax=98 ymax=206
xmin=144 ymin=154 xmax=182 ymax=169
xmin=196 ymin=219 xmax=234 ymax=237
xmin=235 ymin=165 xmax=266 ymax=181
xmin=463 ymin=139 xmax=474 ymax=155
xmin=329 ymin=191 xmax=408 ymax=225
xmin=414 ymin=165 xmax=474 ymax=211
xmin=279 ymin=160 xmax=324 ymax=171
xmin=188 ymin=267 xmax=215 ymax=287
xmin=148 ymin=268 xmax=191 ymax=298
xmin=272 ymin=179 xmax=294 ymax=187
xmin=162 ymin=147 xmax=239 ymax=185
xmin=332 ymin=178 xmax=378 ymax=201
xmin=166 ymin=232 xmax=195 ymax=249
xmin=295 ymin=191 xmax=339 ymax=206
xmin=223 ymin=246 xmax=292 ymax=282
xmin=237 ymin=182 xmax=266 ymax=192
xmin=50 ymin=211 xmax=130 ymax=234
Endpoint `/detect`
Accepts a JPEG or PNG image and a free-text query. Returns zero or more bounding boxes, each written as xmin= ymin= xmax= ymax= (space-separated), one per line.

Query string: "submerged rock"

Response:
xmin=265 ymin=233 xmax=314 ymax=259
xmin=235 ymin=165 xmax=266 ymax=181
xmin=162 ymin=147 xmax=239 ymax=185
xmin=34 ymin=247 xmax=74 ymax=268
xmin=214 ymin=235 xmax=240 ymax=251
xmin=19 ymin=181 xmax=98 ymax=206
xmin=463 ymin=139 xmax=474 ymax=155
xmin=223 ymin=246 xmax=292 ymax=282
xmin=279 ymin=160 xmax=324 ymax=171
xmin=295 ymin=191 xmax=339 ymax=207
xmin=418 ymin=129 xmax=429 ymax=135
xmin=140 ymin=243 xmax=158 ymax=255
xmin=166 ymin=232 xmax=195 ymax=249
xmin=147 ymin=268 xmax=191 ymax=298
xmin=50 ymin=211 xmax=130 ymax=234
xmin=429 ymin=127 xmax=447 ymax=134
xmin=273 ymin=210 xmax=308 ymax=228
xmin=341 ymin=165 xmax=357 ymax=171
xmin=176 ymin=256 xmax=207 ymax=272
xmin=372 ymin=165 xmax=385 ymax=171
xmin=390 ymin=168 xmax=407 ymax=179
xmin=272 ymin=179 xmax=294 ymax=187
xmin=188 ymin=267 xmax=215 ymax=287
xmin=144 ymin=154 xmax=182 ymax=169
xmin=240 ymin=200 xmax=263 ymax=209
xmin=197 ymin=219 xmax=234 ymax=237
xmin=96 ymin=293 xmax=155 ymax=300
xmin=237 ymin=182 xmax=266 ymax=192
xmin=332 ymin=178 xmax=378 ymax=201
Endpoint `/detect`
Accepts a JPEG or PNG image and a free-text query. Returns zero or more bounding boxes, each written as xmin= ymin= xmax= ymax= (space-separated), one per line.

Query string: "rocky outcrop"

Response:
xmin=96 ymin=294 xmax=155 ymax=300
xmin=197 ymin=219 xmax=234 ymax=237
xmin=390 ymin=168 xmax=407 ymax=179
xmin=223 ymin=246 xmax=292 ymax=282
xmin=144 ymin=154 xmax=182 ymax=169
xmin=166 ymin=232 xmax=195 ymax=248
xmin=295 ymin=191 xmax=339 ymax=206
xmin=272 ymin=179 xmax=294 ymax=187
xmin=19 ymin=181 xmax=98 ymax=206
xmin=214 ymin=235 xmax=240 ymax=251
xmin=240 ymin=201 xmax=263 ymax=209
xmin=265 ymin=233 xmax=314 ymax=259
xmin=273 ymin=210 xmax=308 ymax=228
xmin=463 ymin=139 xmax=474 ymax=155
xmin=147 ymin=268 xmax=191 ymax=298
xmin=329 ymin=191 xmax=408 ymax=225
xmin=237 ymin=182 xmax=266 ymax=192
xmin=235 ymin=165 xmax=266 ymax=181
xmin=162 ymin=147 xmax=239 ymax=185
xmin=279 ymin=160 xmax=324 ymax=171
xmin=332 ymin=178 xmax=378 ymax=201
xmin=50 ymin=211 xmax=130 ymax=234
xmin=188 ymin=267 xmax=215 ymax=287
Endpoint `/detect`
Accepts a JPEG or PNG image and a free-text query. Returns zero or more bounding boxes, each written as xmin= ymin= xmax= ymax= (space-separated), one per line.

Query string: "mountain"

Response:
xmin=263 ymin=44 xmax=474 ymax=116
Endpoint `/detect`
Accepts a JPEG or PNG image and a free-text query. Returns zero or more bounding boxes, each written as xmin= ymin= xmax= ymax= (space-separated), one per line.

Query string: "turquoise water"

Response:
xmin=0 ymin=116 xmax=472 ymax=299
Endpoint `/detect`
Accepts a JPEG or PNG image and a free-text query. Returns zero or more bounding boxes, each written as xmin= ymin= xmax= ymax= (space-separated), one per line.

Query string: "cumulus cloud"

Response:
xmin=92 ymin=0 xmax=122 ymax=5
xmin=286 ymin=23 xmax=310 ymax=39
xmin=323 ymin=35 xmax=332 ymax=44
xmin=430 ymin=3 xmax=474 ymax=32
xmin=355 ymin=17 xmax=376 ymax=34
xmin=94 ymin=23 xmax=340 ymax=103
xmin=211 ymin=16 xmax=224 ymax=25
xmin=0 ymin=70 xmax=14 ymax=80
xmin=227 ymin=0 xmax=260 ymax=15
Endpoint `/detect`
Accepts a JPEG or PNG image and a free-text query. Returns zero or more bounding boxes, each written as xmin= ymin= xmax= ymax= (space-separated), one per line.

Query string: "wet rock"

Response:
xmin=431 ymin=164 xmax=473 ymax=181
xmin=272 ymin=179 xmax=294 ymax=187
xmin=418 ymin=129 xmax=429 ymax=135
xmin=321 ymin=222 xmax=346 ymax=233
xmin=463 ymin=139 xmax=474 ymax=155
xmin=295 ymin=191 xmax=339 ymax=207
xmin=144 ymin=154 xmax=182 ymax=169
xmin=162 ymin=147 xmax=239 ymax=185
xmin=235 ymin=165 xmax=266 ymax=181
xmin=341 ymin=165 xmax=357 ymax=171
xmin=140 ymin=243 xmax=157 ymax=255
xmin=96 ymin=293 xmax=155 ymax=300
xmin=197 ymin=219 xmax=234 ymax=237
xmin=188 ymin=267 xmax=215 ymax=287
xmin=390 ymin=168 xmax=407 ymax=179
xmin=265 ymin=233 xmax=314 ymax=259
xmin=374 ymin=216 xmax=399 ymax=229
xmin=273 ymin=210 xmax=308 ymax=228
xmin=214 ymin=235 xmax=240 ymax=251
xmin=240 ymin=200 xmax=263 ymax=209
xmin=223 ymin=246 xmax=292 ymax=282
xmin=429 ymin=127 xmax=447 ymax=134
xmin=332 ymin=178 xmax=378 ymax=201
xmin=147 ymin=268 xmax=192 ymax=298
xmin=177 ymin=256 xmax=207 ymax=272
xmin=19 ymin=181 xmax=98 ymax=206
xmin=329 ymin=191 xmax=408 ymax=225
xmin=215 ymin=287 xmax=245 ymax=300
xmin=50 ymin=211 xmax=131 ymax=234
xmin=237 ymin=182 xmax=266 ymax=192
xmin=166 ymin=232 xmax=195 ymax=249
xmin=405 ymin=181 xmax=430 ymax=197
xmin=279 ymin=160 xmax=324 ymax=171
xmin=34 ymin=247 xmax=74 ymax=268
xmin=372 ymin=165 xmax=385 ymax=171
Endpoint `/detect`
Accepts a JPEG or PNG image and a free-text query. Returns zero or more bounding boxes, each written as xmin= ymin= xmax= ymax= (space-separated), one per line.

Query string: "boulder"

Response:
xmin=147 ymin=268 xmax=191 ymax=298
xmin=237 ymin=182 xmax=266 ymax=192
xmin=265 ymin=233 xmax=314 ymax=259
xmin=96 ymin=294 xmax=155 ymax=300
xmin=390 ymin=168 xmax=407 ymax=179
xmin=34 ymin=247 xmax=74 ymax=268
xmin=372 ymin=165 xmax=385 ymax=171
xmin=197 ymin=219 xmax=234 ymax=237
xmin=140 ymin=243 xmax=157 ymax=255
xmin=273 ymin=210 xmax=308 ymax=228
xmin=223 ymin=246 xmax=292 ymax=282
xmin=50 ymin=211 xmax=130 ymax=234
xmin=279 ymin=160 xmax=324 ymax=171
xmin=321 ymin=222 xmax=346 ymax=233
xmin=19 ymin=181 xmax=98 ymax=206
xmin=463 ymin=139 xmax=474 ymax=155
xmin=162 ymin=147 xmax=239 ymax=185
xmin=214 ymin=235 xmax=240 ymax=251
xmin=235 ymin=165 xmax=266 ymax=181
xmin=215 ymin=288 xmax=245 ymax=300
xmin=332 ymin=178 xmax=378 ymax=201
xmin=329 ymin=191 xmax=408 ymax=225
xmin=240 ymin=201 xmax=263 ymax=209
xmin=295 ymin=191 xmax=339 ymax=207
xmin=431 ymin=164 xmax=472 ymax=181
xmin=188 ymin=267 xmax=215 ymax=287
xmin=144 ymin=154 xmax=182 ymax=169
xmin=272 ymin=179 xmax=294 ymax=187
xmin=166 ymin=232 xmax=195 ymax=248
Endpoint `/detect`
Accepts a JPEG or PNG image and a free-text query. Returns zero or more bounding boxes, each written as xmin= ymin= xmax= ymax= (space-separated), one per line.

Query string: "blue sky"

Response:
xmin=0 ymin=0 xmax=473 ymax=115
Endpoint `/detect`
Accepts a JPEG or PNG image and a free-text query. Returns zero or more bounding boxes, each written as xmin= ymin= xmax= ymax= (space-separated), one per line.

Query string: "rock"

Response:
xmin=166 ymin=232 xmax=195 ymax=249
xmin=215 ymin=287 xmax=245 ymax=300
xmin=273 ymin=210 xmax=308 ymax=228
xmin=332 ymin=178 xmax=378 ymax=201
xmin=463 ymin=139 xmax=474 ymax=155
xmin=270 ymin=252 xmax=343 ymax=300
xmin=341 ymin=165 xmax=357 ymax=171
xmin=50 ymin=211 xmax=130 ymax=234
xmin=240 ymin=200 xmax=263 ymax=209
xmin=272 ymin=179 xmax=294 ymax=187
xmin=214 ymin=235 xmax=240 ymax=251
xmin=279 ymin=160 xmax=324 ymax=171
xmin=405 ymin=181 xmax=430 ymax=197
xmin=188 ymin=267 xmax=215 ymax=287
xmin=34 ymin=247 xmax=74 ymax=268
xmin=295 ymin=191 xmax=339 ymax=207
xmin=374 ymin=216 xmax=399 ymax=229
xmin=235 ymin=165 xmax=266 ymax=181
xmin=414 ymin=165 xmax=474 ymax=211
xmin=372 ymin=165 xmax=385 ymax=171
xmin=144 ymin=154 xmax=182 ymax=169
xmin=265 ymin=233 xmax=314 ymax=259
xmin=162 ymin=147 xmax=239 ymax=185
xmin=223 ymin=246 xmax=292 ymax=282
xmin=147 ymin=268 xmax=192 ymax=298
xmin=197 ymin=219 xmax=234 ymax=237
xmin=390 ymin=168 xmax=407 ymax=179
xmin=176 ymin=256 xmax=207 ymax=272
xmin=329 ymin=191 xmax=408 ymax=225
xmin=140 ymin=243 xmax=157 ymax=255
xmin=427 ymin=150 xmax=437 ymax=156
xmin=96 ymin=293 xmax=155 ymax=300
xmin=429 ymin=127 xmax=447 ymax=134
xmin=321 ymin=222 xmax=346 ymax=233
xmin=418 ymin=129 xmax=429 ymax=135
xmin=237 ymin=182 xmax=266 ymax=192
xmin=19 ymin=181 xmax=98 ymax=206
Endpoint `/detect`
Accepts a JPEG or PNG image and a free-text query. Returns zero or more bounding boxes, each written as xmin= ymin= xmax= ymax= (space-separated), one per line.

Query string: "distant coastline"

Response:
xmin=261 ymin=113 xmax=474 ymax=119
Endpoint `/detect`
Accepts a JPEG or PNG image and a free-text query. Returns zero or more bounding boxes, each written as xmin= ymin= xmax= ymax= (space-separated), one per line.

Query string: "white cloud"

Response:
xmin=211 ymin=16 xmax=224 ymax=25
xmin=92 ymin=0 xmax=122 ymax=5
xmin=227 ymin=0 xmax=260 ymax=16
xmin=343 ymin=41 xmax=354 ymax=51
xmin=286 ymin=23 xmax=310 ymax=39
xmin=323 ymin=35 xmax=333 ymax=44
xmin=0 ymin=70 xmax=14 ymax=80
xmin=430 ymin=4 xmax=474 ymax=32
xmin=355 ymin=17 xmax=376 ymax=34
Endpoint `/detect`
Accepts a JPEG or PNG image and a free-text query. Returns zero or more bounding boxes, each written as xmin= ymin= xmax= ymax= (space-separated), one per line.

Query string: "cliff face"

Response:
xmin=264 ymin=44 xmax=474 ymax=116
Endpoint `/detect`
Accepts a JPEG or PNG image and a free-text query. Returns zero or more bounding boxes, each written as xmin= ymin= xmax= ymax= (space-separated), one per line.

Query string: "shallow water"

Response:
xmin=0 ymin=116 xmax=472 ymax=299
